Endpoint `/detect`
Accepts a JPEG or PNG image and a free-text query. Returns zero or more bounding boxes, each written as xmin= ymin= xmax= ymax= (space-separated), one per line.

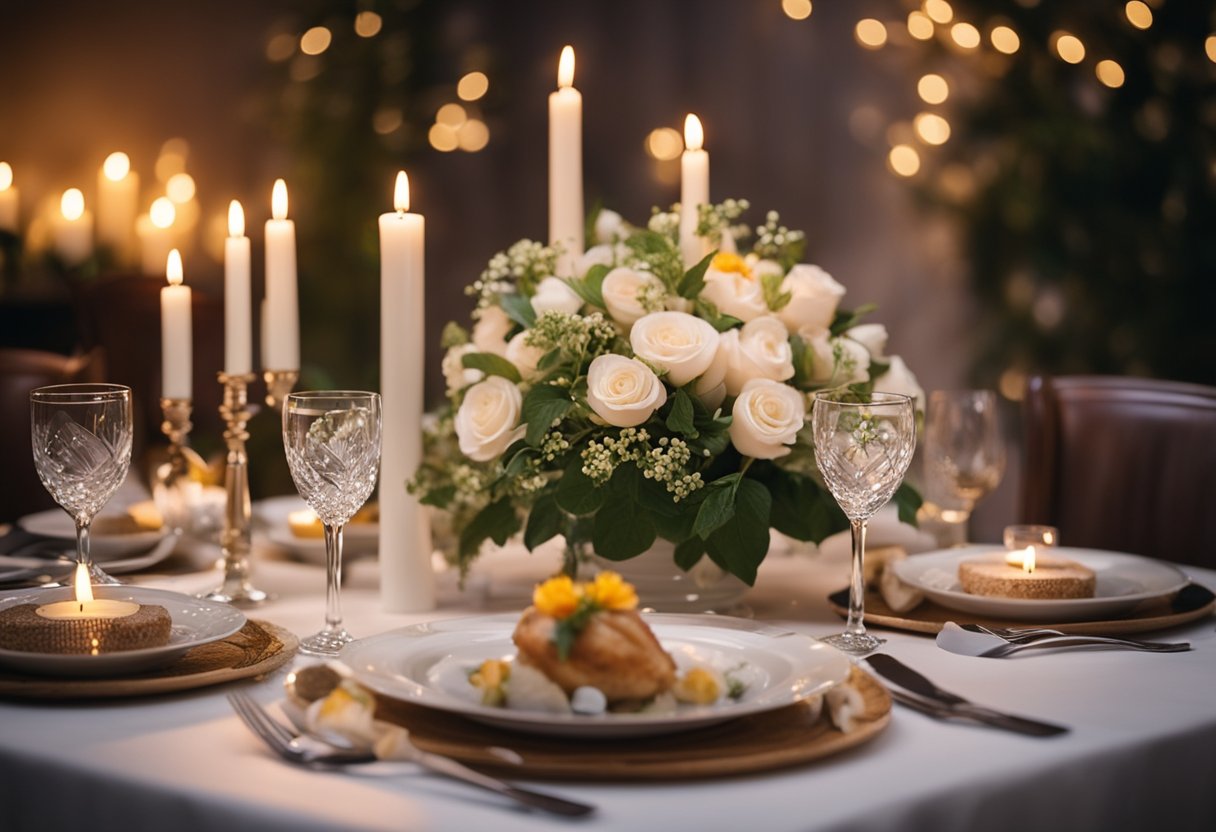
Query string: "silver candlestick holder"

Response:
xmin=202 ymin=371 xmax=271 ymax=605
xmin=263 ymin=368 xmax=299 ymax=411
xmin=154 ymin=397 xmax=193 ymax=534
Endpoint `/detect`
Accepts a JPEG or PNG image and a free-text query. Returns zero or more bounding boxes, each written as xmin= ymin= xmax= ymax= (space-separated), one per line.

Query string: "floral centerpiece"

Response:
xmin=412 ymin=199 xmax=923 ymax=586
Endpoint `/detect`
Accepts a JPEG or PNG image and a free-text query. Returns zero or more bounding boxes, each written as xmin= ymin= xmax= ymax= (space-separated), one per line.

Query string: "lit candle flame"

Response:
xmin=61 ymin=188 xmax=85 ymax=221
xmin=74 ymin=562 xmax=94 ymax=604
xmin=103 ymin=152 xmax=130 ymax=182
xmin=150 ymin=196 xmax=176 ymax=229
xmin=166 ymin=248 xmax=183 ymax=286
xmin=394 ymin=170 xmax=410 ymax=212
xmin=684 ymin=114 xmax=704 ymax=152
xmin=272 ymin=178 xmax=288 ymax=220
xmin=0 ymin=162 xmax=12 ymax=191
xmin=228 ymin=199 xmax=245 ymax=237
xmin=1005 ymin=545 xmax=1036 ymax=573
xmin=557 ymin=45 xmax=575 ymax=89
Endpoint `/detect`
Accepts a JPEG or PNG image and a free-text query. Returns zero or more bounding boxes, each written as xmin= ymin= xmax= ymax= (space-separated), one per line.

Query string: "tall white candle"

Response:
xmin=264 ymin=179 xmax=299 ymax=370
xmin=160 ymin=249 xmax=193 ymax=400
xmin=0 ymin=162 xmax=18 ymax=233
xmin=52 ymin=188 xmax=94 ymax=265
xmin=224 ymin=200 xmax=252 ymax=375
xmin=137 ymin=197 xmax=176 ymax=275
xmin=96 ymin=152 xmax=139 ymax=264
xmin=679 ymin=113 xmax=710 ymax=268
xmin=378 ymin=171 xmax=434 ymax=612
xmin=548 ymin=45 xmax=584 ymax=277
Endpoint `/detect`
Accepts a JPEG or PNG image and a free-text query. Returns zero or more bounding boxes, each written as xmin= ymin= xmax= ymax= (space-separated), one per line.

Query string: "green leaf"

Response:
xmin=566 ymin=264 xmax=609 ymax=309
xmin=555 ymin=455 xmax=605 ymax=516
xmin=693 ymin=473 xmax=741 ymax=539
xmin=461 ymin=352 xmax=522 ymax=384
xmin=677 ymin=251 xmax=715 ymax=299
xmin=766 ymin=468 xmax=842 ymax=542
xmin=500 ymin=293 xmax=537 ymax=329
xmin=790 ymin=333 xmax=816 ymax=388
xmin=418 ymin=484 xmax=456 ymax=508
xmin=522 ymin=384 xmax=574 ymax=446
xmin=524 ymin=493 xmax=563 ymax=551
xmin=458 ymin=498 xmax=520 ymax=559
xmin=536 ymin=348 xmax=563 ymax=371
xmin=440 ymin=321 xmax=469 ymax=348
xmin=694 ymin=298 xmax=744 ymax=332
xmin=673 ymin=537 xmax=705 ymax=570
xmin=592 ymin=491 xmax=657 ymax=560
xmin=626 ymin=229 xmax=673 ymax=256
xmin=761 ymin=271 xmax=793 ymax=312
xmin=664 ymin=388 xmax=697 ymax=437
xmin=705 ymin=478 xmax=772 ymax=586
xmin=830 ymin=303 xmax=877 ymax=337
xmin=893 ymin=483 xmax=923 ymax=527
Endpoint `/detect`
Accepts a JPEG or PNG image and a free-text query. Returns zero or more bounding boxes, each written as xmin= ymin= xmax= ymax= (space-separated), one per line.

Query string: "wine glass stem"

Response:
xmin=74 ymin=518 xmax=91 ymax=568
xmin=845 ymin=518 xmax=868 ymax=638
xmin=322 ymin=522 xmax=345 ymax=633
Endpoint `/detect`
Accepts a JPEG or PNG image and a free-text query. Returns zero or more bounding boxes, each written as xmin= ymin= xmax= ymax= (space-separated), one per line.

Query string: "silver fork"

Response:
xmin=976 ymin=634 xmax=1190 ymax=658
xmin=962 ymin=624 xmax=1190 ymax=652
xmin=226 ymin=691 xmax=595 ymax=818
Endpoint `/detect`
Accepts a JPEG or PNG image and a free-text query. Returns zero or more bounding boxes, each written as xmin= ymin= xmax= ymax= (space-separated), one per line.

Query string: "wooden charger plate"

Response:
xmin=374 ymin=665 xmax=890 ymax=781
xmin=828 ymin=583 xmax=1215 ymax=636
xmin=0 ymin=620 xmax=298 ymax=699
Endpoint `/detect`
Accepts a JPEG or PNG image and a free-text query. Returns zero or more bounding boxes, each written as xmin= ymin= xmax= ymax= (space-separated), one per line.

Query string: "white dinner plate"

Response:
xmin=341 ymin=613 xmax=851 ymax=738
xmin=254 ymin=496 xmax=379 ymax=565
xmin=893 ymin=545 xmax=1191 ymax=621
xmin=18 ymin=508 xmax=168 ymax=560
xmin=0 ymin=586 xmax=246 ymax=677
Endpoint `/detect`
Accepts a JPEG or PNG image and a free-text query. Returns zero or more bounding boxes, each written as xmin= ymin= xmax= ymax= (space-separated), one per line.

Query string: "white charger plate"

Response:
xmin=341 ymin=613 xmax=851 ymax=738
xmin=0 ymin=586 xmax=245 ymax=677
xmin=254 ymin=496 xmax=379 ymax=565
xmin=18 ymin=508 xmax=168 ymax=560
xmin=893 ymin=546 xmax=1191 ymax=621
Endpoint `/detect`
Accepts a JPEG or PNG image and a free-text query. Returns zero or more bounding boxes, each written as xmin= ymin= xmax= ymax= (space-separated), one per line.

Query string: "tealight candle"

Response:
xmin=35 ymin=564 xmax=139 ymax=621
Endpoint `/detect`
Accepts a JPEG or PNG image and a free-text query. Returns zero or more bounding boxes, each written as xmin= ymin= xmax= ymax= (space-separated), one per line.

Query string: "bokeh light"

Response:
xmin=150 ymin=197 xmax=176 ymax=229
xmin=266 ymin=32 xmax=295 ymax=62
xmin=991 ymin=25 xmax=1021 ymax=54
xmin=782 ymin=0 xmax=812 ymax=21
xmin=457 ymin=71 xmax=489 ymax=101
xmin=1096 ymin=59 xmax=1126 ymax=88
xmin=458 ymin=119 xmax=490 ymax=152
xmin=917 ymin=74 xmax=949 ymax=104
xmin=102 ymin=152 xmax=130 ymax=181
xmin=300 ymin=26 xmax=332 ymax=56
xmin=428 ymin=123 xmax=458 ymax=152
xmin=372 ymin=107 xmax=403 ymax=135
xmin=1206 ymin=35 xmax=1216 ymax=64
xmin=855 ymin=19 xmax=888 ymax=49
xmin=354 ymin=11 xmax=382 ymax=38
xmin=166 ymin=172 xmax=196 ymax=203
xmin=1124 ymin=1 xmax=1152 ymax=30
xmin=888 ymin=144 xmax=921 ymax=177
xmin=60 ymin=189 xmax=84 ymax=221
xmin=1054 ymin=32 xmax=1086 ymax=64
xmin=924 ymin=0 xmax=953 ymax=25
xmin=436 ymin=103 xmax=467 ymax=127
xmin=950 ymin=22 xmax=980 ymax=50
xmin=645 ymin=127 xmax=683 ymax=160
xmin=914 ymin=113 xmax=951 ymax=145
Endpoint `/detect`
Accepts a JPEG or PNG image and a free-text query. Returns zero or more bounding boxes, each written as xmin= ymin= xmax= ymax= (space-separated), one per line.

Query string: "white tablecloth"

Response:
xmin=1 ymin=541 xmax=1214 ymax=832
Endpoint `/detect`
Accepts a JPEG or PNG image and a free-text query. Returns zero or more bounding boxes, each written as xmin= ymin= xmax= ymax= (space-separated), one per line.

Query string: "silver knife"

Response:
xmin=867 ymin=653 xmax=1069 ymax=737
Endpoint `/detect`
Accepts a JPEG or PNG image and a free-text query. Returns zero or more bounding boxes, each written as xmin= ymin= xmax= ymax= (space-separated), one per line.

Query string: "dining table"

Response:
xmin=1 ymin=514 xmax=1214 ymax=832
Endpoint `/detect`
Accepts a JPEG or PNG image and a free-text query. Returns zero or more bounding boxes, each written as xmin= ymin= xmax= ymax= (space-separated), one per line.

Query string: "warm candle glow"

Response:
xmin=166 ymin=172 xmax=196 ymax=204
xmin=150 ymin=196 xmax=176 ymax=229
xmin=1005 ymin=546 xmax=1036 ymax=573
xmin=394 ymin=170 xmax=410 ymax=212
xmin=684 ymin=114 xmax=704 ymax=152
xmin=74 ymin=562 xmax=93 ymax=603
xmin=61 ymin=188 xmax=85 ymax=221
xmin=166 ymin=248 xmax=183 ymax=286
xmin=272 ymin=178 xmax=288 ymax=220
xmin=557 ymin=45 xmax=575 ymax=89
xmin=0 ymin=162 xmax=11 ymax=191
xmin=228 ymin=200 xmax=245 ymax=237
xmin=103 ymin=152 xmax=130 ymax=182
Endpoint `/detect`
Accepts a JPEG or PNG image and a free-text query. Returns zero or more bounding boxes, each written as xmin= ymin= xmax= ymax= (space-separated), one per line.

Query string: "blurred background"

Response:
xmin=1 ymin=0 xmax=1213 ymax=539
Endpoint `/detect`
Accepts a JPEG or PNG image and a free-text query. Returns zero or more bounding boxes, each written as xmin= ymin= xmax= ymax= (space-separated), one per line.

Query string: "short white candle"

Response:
xmin=224 ymin=200 xmax=252 ymax=375
xmin=96 ymin=152 xmax=139 ymax=264
xmin=0 ymin=162 xmax=19 ymax=233
xmin=160 ymin=249 xmax=193 ymax=400
xmin=264 ymin=179 xmax=299 ymax=371
xmin=548 ymin=45 xmax=584 ymax=277
xmin=35 ymin=564 xmax=139 ymax=621
xmin=137 ymin=197 xmax=176 ymax=275
xmin=679 ymin=113 xmax=710 ymax=268
xmin=378 ymin=171 xmax=434 ymax=612
xmin=53 ymin=188 xmax=94 ymax=265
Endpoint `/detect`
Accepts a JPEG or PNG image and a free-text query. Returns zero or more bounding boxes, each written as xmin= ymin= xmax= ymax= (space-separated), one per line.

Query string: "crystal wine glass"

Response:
xmin=924 ymin=390 xmax=1006 ymax=543
xmin=812 ymin=390 xmax=916 ymax=655
xmin=283 ymin=391 xmax=382 ymax=656
xmin=30 ymin=383 xmax=134 ymax=586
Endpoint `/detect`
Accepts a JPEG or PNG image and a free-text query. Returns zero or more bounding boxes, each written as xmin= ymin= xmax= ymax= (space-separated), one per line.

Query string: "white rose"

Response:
xmin=796 ymin=325 xmax=836 ymax=384
xmin=586 ymin=354 xmax=667 ymax=428
xmin=471 ymin=305 xmax=512 ymax=356
xmin=601 ymin=267 xmax=665 ymax=327
xmin=455 ymin=376 xmax=525 ymax=462
xmin=777 ymin=264 xmax=846 ymax=334
xmin=629 ymin=311 xmax=720 ymax=387
xmin=873 ymin=355 xmax=925 ymax=413
xmin=729 ymin=379 xmax=806 ymax=460
xmin=505 ymin=331 xmax=546 ymax=380
xmin=847 ymin=323 xmax=888 ymax=359
xmin=442 ymin=344 xmax=483 ymax=394
xmin=531 ymin=276 xmax=583 ymax=315
xmin=594 ymin=209 xmax=625 ymax=243
xmin=701 ymin=266 xmax=768 ymax=322
xmin=720 ymin=315 xmax=795 ymax=396
xmin=749 ymin=258 xmax=784 ymax=281
xmin=576 ymin=243 xmax=630 ymax=275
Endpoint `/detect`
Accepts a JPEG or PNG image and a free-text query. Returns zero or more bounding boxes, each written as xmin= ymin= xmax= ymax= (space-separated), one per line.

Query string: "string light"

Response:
xmin=991 ymin=25 xmax=1021 ymax=55
xmin=950 ymin=22 xmax=980 ymax=50
xmin=914 ymin=113 xmax=951 ymax=145
xmin=1124 ymin=1 xmax=1152 ymax=31
xmin=1096 ymin=59 xmax=1126 ymax=89
xmin=458 ymin=71 xmax=489 ymax=101
xmin=1053 ymin=32 xmax=1086 ymax=64
xmin=907 ymin=11 xmax=934 ymax=41
xmin=888 ymin=144 xmax=921 ymax=177
xmin=782 ymin=0 xmax=812 ymax=21
xmin=300 ymin=26 xmax=332 ymax=56
xmin=855 ymin=19 xmax=888 ymax=49
xmin=917 ymin=74 xmax=949 ymax=104
xmin=924 ymin=0 xmax=953 ymax=25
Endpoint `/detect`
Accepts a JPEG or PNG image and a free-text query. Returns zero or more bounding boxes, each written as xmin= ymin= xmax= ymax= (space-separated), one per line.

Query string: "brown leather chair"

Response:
xmin=1020 ymin=375 xmax=1216 ymax=569
xmin=0 ymin=348 xmax=100 ymax=523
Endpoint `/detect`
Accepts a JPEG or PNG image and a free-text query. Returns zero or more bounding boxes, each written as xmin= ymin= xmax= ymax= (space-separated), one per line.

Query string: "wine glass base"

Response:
xmin=822 ymin=631 xmax=885 ymax=656
xmin=41 ymin=561 xmax=122 ymax=588
xmin=199 ymin=583 xmax=273 ymax=607
xmin=299 ymin=628 xmax=353 ymax=657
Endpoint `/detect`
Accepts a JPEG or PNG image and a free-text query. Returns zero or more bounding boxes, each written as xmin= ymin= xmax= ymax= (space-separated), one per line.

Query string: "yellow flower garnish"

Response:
xmin=710 ymin=252 xmax=752 ymax=279
xmin=469 ymin=658 xmax=511 ymax=706
xmin=582 ymin=571 xmax=638 ymax=611
xmin=673 ymin=666 xmax=722 ymax=705
xmin=533 ymin=575 xmax=582 ymax=619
